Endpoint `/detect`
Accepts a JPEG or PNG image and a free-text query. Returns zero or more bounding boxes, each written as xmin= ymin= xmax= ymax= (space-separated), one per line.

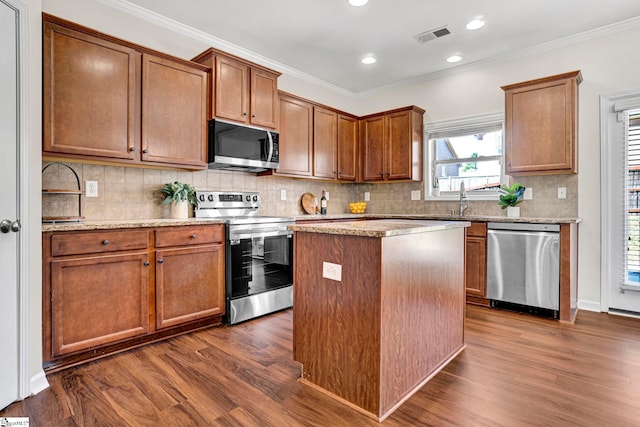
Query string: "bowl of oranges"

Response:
xmin=349 ymin=201 xmax=367 ymax=214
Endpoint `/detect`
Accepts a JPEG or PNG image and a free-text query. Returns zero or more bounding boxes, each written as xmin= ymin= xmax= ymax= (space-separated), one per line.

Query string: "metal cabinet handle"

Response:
xmin=142 ymin=149 xmax=148 ymax=154
xmin=0 ymin=219 xmax=20 ymax=233
xmin=251 ymin=114 xmax=256 ymax=118
xmin=144 ymin=261 xmax=150 ymax=266
xmin=128 ymin=147 xmax=136 ymax=152
xmin=102 ymin=240 xmax=109 ymax=245
xmin=243 ymin=112 xmax=248 ymax=116
xmin=190 ymin=234 xmax=197 ymax=239
xmin=157 ymin=259 xmax=164 ymax=264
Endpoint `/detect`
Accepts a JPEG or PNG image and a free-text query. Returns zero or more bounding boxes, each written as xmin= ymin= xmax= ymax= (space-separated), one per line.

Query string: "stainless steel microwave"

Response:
xmin=208 ymin=119 xmax=279 ymax=173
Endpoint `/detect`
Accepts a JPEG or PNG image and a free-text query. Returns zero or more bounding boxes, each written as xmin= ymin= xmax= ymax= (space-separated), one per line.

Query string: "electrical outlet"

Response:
xmin=411 ymin=190 xmax=421 ymax=200
xmin=524 ymin=187 xmax=533 ymax=200
xmin=280 ymin=189 xmax=287 ymax=201
xmin=364 ymin=192 xmax=370 ymax=201
xmin=558 ymin=187 xmax=567 ymax=199
xmin=85 ymin=181 xmax=98 ymax=198
xmin=322 ymin=262 xmax=342 ymax=282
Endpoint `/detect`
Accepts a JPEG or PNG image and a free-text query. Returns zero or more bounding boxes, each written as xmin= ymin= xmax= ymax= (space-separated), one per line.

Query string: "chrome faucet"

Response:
xmin=459 ymin=181 xmax=468 ymax=216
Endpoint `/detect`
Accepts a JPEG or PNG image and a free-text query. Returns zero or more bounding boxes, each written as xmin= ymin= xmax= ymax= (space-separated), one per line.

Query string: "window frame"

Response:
xmin=424 ymin=112 xmax=506 ymax=201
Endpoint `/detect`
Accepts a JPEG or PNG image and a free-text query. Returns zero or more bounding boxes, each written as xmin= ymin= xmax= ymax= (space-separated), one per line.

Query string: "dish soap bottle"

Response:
xmin=320 ymin=191 xmax=327 ymax=215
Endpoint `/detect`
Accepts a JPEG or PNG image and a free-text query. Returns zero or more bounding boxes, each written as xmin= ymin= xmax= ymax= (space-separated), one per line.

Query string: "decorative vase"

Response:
xmin=506 ymin=206 xmax=520 ymax=218
xmin=170 ymin=200 xmax=189 ymax=219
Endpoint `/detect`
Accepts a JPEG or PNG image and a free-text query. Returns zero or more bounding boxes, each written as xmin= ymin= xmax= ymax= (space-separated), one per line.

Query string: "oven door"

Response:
xmin=226 ymin=222 xmax=293 ymax=322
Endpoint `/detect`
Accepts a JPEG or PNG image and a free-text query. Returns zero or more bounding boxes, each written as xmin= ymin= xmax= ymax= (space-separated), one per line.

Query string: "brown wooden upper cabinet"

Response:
xmin=42 ymin=15 xmax=209 ymax=169
xmin=360 ymin=106 xmax=425 ymax=182
xmin=502 ymin=70 xmax=582 ymax=175
xmin=275 ymin=93 xmax=314 ymax=177
xmin=192 ymin=48 xmax=280 ymax=130
xmin=313 ymin=107 xmax=338 ymax=179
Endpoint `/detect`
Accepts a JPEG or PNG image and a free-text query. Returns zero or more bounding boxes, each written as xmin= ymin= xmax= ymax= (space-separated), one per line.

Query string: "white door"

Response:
xmin=0 ymin=0 xmax=20 ymax=409
xmin=602 ymin=92 xmax=640 ymax=315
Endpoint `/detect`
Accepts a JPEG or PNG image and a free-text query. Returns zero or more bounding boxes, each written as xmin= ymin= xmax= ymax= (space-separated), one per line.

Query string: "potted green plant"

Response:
xmin=498 ymin=182 xmax=525 ymax=217
xmin=156 ymin=181 xmax=198 ymax=219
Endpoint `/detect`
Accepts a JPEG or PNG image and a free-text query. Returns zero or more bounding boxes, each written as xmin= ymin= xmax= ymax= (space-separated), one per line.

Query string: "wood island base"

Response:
xmin=290 ymin=220 xmax=468 ymax=421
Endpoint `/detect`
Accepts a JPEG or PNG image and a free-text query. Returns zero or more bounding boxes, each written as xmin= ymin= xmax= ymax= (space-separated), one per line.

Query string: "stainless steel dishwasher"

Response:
xmin=486 ymin=222 xmax=560 ymax=318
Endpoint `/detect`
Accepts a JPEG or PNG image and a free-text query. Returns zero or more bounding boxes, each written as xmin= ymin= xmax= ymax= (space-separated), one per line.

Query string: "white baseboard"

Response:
xmin=29 ymin=370 xmax=49 ymax=396
xmin=577 ymin=300 xmax=602 ymax=312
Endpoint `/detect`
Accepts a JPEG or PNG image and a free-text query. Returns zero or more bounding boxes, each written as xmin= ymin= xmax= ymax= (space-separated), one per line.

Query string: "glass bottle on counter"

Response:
xmin=320 ymin=191 xmax=327 ymax=215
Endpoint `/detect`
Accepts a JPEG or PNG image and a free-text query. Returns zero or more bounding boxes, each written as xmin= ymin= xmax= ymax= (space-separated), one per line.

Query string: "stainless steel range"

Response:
xmin=195 ymin=191 xmax=294 ymax=324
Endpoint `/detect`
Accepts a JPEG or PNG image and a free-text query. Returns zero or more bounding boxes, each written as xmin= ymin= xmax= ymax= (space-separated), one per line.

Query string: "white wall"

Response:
xmin=360 ymin=26 xmax=640 ymax=308
xmin=39 ymin=0 xmax=640 ymax=312
xmin=23 ymin=0 xmax=45 ymax=394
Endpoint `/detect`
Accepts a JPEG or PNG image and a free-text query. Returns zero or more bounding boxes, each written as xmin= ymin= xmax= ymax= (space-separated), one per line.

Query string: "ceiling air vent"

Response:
xmin=414 ymin=26 xmax=451 ymax=43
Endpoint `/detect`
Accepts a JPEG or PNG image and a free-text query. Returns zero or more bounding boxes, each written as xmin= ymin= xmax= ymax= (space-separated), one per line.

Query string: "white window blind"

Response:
xmin=624 ymin=110 xmax=640 ymax=288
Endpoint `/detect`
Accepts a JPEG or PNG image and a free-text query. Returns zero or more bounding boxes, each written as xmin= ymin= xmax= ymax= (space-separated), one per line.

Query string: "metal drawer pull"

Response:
xmin=157 ymin=259 xmax=163 ymax=264
xmin=144 ymin=261 xmax=150 ymax=266
xmin=190 ymin=234 xmax=197 ymax=239
xmin=102 ymin=240 xmax=109 ymax=245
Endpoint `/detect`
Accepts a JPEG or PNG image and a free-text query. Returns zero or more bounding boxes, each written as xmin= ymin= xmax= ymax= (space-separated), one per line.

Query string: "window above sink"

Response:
xmin=425 ymin=112 xmax=506 ymax=201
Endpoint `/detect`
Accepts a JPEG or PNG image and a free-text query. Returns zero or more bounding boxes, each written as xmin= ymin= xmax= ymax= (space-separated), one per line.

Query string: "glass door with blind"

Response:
xmin=602 ymin=96 xmax=640 ymax=314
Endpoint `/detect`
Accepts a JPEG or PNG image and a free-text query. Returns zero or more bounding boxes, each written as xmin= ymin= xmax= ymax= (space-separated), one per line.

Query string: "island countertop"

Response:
xmin=288 ymin=218 xmax=470 ymax=238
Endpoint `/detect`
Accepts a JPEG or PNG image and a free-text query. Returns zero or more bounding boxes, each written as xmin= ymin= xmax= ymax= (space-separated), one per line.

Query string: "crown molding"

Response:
xmin=94 ymin=0 xmax=355 ymax=97
xmin=95 ymin=0 xmax=640 ymax=99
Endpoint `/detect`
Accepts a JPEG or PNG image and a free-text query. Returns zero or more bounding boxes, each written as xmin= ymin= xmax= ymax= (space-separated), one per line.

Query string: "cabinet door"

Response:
xmin=465 ymin=236 xmax=487 ymax=298
xmin=51 ymin=252 xmax=150 ymax=356
xmin=215 ymin=55 xmax=249 ymax=123
xmin=141 ymin=54 xmax=208 ymax=168
xmin=43 ymin=21 xmax=140 ymax=160
xmin=361 ymin=115 xmax=386 ymax=181
xmin=504 ymin=72 xmax=580 ymax=175
xmin=337 ymin=114 xmax=358 ymax=181
xmin=386 ymin=110 xmax=412 ymax=180
xmin=277 ymin=94 xmax=313 ymax=177
xmin=155 ymin=244 xmax=225 ymax=329
xmin=313 ymin=107 xmax=337 ymax=179
xmin=250 ymin=68 xmax=279 ymax=129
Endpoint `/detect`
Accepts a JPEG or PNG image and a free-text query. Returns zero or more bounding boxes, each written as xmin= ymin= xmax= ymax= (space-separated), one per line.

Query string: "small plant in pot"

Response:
xmin=156 ymin=181 xmax=198 ymax=219
xmin=498 ymin=182 xmax=525 ymax=217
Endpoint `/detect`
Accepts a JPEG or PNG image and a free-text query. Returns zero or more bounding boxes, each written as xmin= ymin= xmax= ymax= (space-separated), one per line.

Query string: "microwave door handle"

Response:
xmin=266 ymin=132 xmax=274 ymax=162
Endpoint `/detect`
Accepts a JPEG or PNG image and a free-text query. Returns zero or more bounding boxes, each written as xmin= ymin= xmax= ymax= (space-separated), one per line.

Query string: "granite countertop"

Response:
xmin=288 ymin=219 xmax=470 ymax=238
xmin=41 ymin=217 xmax=225 ymax=232
xmin=295 ymin=213 xmax=582 ymax=224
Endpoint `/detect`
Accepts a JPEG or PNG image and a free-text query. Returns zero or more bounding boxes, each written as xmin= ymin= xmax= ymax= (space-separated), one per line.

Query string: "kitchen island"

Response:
xmin=289 ymin=219 xmax=469 ymax=421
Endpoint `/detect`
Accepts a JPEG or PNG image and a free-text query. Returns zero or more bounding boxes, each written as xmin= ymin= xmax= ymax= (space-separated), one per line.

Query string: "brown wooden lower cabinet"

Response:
xmin=43 ymin=224 xmax=225 ymax=371
xmin=465 ymin=222 xmax=489 ymax=306
xmin=156 ymin=244 xmax=225 ymax=329
xmin=50 ymin=252 xmax=150 ymax=357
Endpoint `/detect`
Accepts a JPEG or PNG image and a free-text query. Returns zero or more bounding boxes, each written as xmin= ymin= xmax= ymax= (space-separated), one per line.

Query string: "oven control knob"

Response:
xmin=246 ymin=195 xmax=251 ymax=202
xmin=199 ymin=194 xmax=205 ymax=202
xmin=208 ymin=194 xmax=214 ymax=202
xmin=252 ymin=195 xmax=258 ymax=202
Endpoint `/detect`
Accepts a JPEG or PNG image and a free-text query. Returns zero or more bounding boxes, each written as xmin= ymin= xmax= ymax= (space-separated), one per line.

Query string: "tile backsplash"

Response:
xmin=42 ymin=161 xmax=578 ymax=221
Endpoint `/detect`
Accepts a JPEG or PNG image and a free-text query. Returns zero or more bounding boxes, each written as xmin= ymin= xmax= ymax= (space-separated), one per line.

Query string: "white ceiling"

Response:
xmin=124 ymin=0 xmax=640 ymax=93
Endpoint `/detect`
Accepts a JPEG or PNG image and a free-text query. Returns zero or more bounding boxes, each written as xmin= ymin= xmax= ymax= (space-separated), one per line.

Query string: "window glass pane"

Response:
xmin=431 ymin=129 xmax=502 ymax=193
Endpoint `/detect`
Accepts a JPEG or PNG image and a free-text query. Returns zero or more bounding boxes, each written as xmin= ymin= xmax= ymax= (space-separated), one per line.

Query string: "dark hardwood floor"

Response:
xmin=3 ymin=305 xmax=640 ymax=426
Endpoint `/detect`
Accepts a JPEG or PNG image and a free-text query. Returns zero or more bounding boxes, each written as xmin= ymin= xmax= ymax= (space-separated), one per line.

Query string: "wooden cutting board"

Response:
xmin=301 ymin=192 xmax=317 ymax=214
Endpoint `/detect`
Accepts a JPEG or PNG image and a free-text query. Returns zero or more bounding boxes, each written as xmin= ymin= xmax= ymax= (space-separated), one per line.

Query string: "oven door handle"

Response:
xmin=229 ymin=230 xmax=293 ymax=240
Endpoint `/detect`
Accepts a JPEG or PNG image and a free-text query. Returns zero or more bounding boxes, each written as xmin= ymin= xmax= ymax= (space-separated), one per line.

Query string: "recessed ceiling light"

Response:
xmin=347 ymin=0 xmax=368 ymax=6
xmin=466 ymin=18 xmax=485 ymax=30
xmin=361 ymin=55 xmax=376 ymax=64
xmin=446 ymin=55 xmax=462 ymax=63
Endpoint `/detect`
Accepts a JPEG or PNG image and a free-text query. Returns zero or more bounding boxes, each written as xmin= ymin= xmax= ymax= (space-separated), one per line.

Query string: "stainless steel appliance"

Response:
xmin=195 ymin=191 xmax=293 ymax=324
xmin=486 ymin=222 xmax=560 ymax=318
xmin=208 ymin=119 xmax=279 ymax=172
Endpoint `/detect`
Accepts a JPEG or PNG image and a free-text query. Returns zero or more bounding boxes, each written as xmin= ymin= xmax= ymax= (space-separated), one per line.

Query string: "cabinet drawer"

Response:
xmin=466 ymin=222 xmax=487 ymax=237
xmin=155 ymin=225 xmax=224 ymax=248
xmin=51 ymin=230 xmax=149 ymax=257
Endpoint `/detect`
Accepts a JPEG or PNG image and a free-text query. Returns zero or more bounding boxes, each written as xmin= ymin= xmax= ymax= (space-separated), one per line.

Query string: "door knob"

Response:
xmin=0 ymin=219 xmax=20 ymax=233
